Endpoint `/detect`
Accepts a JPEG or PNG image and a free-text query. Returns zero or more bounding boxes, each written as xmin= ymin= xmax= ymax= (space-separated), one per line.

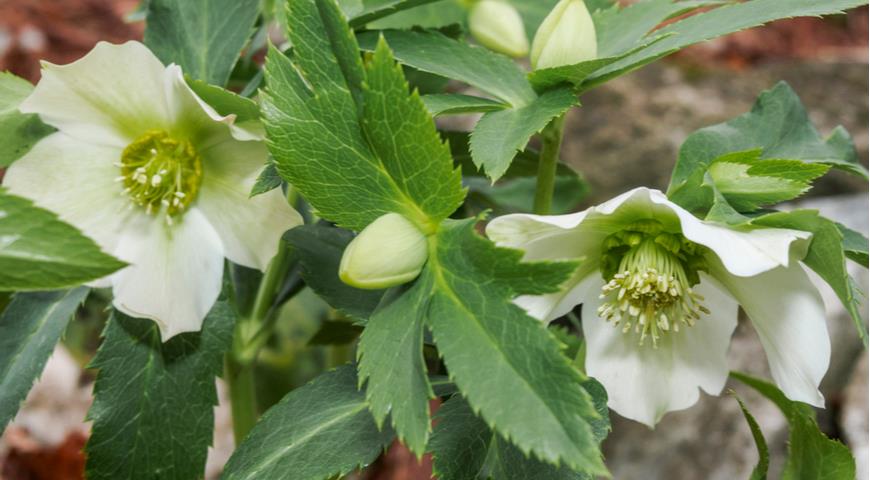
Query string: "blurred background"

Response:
xmin=0 ymin=0 xmax=867 ymax=479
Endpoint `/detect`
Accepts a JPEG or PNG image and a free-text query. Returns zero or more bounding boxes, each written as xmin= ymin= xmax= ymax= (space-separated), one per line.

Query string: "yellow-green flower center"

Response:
xmin=119 ymin=130 xmax=202 ymax=221
xmin=597 ymin=221 xmax=709 ymax=348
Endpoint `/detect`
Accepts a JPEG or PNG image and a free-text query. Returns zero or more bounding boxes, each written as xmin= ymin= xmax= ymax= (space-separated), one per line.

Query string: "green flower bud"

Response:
xmin=469 ymin=0 xmax=530 ymax=58
xmin=530 ymin=0 xmax=597 ymax=70
xmin=339 ymin=213 xmax=429 ymax=290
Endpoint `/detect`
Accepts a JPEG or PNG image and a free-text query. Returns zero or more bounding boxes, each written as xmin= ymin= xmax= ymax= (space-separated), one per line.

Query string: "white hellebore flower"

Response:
xmin=3 ymin=41 xmax=302 ymax=340
xmin=487 ymin=187 xmax=830 ymax=427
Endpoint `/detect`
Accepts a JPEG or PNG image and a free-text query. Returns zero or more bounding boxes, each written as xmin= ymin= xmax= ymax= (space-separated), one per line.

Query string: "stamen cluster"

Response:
xmin=118 ymin=129 xmax=202 ymax=222
xmin=597 ymin=221 xmax=709 ymax=347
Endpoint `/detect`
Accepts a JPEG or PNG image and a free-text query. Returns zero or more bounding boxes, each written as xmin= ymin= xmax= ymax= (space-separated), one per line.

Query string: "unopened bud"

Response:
xmin=530 ymin=0 xmax=597 ymax=70
xmin=469 ymin=0 xmax=530 ymax=58
xmin=339 ymin=213 xmax=429 ymax=290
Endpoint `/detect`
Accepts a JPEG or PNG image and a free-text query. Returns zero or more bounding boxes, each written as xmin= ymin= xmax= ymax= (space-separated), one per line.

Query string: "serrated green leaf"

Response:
xmin=250 ymin=161 xmax=282 ymax=197
xmin=85 ymin=302 xmax=235 ymax=480
xmin=668 ymin=82 xmax=864 ymax=213
xmin=732 ymin=372 xmax=856 ymax=480
xmin=357 ymin=29 xmax=536 ymax=106
xmin=0 ymin=72 xmax=55 ymax=168
xmin=283 ymin=224 xmax=386 ymax=321
xmin=430 ymin=382 xmax=608 ymax=480
xmin=263 ymin=0 xmax=464 ymax=231
xmin=731 ymin=393 xmax=770 ymax=480
xmin=426 ymin=219 xmax=605 ymax=474
xmin=586 ymin=0 xmax=869 ymax=90
xmin=470 ymin=87 xmax=577 ymax=181
xmin=706 ymin=151 xmax=830 ymax=211
xmin=358 ymin=273 xmax=434 ymax=455
xmin=423 ymin=94 xmax=508 ymax=116
xmin=0 ymin=190 xmax=126 ymax=291
xmin=343 ymin=0 xmax=444 ymax=26
xmin=838 ymin=223 xmax=869 ymax=268
xmin=144 ymin=0 xmax=261 ymax=86
xmin=0 ymin=288 xmax=89 ymax=430
xmin=221 ymin=365 xmax=395 ymax=480
xmin=365 ymin=0 xmax=466 ymax=29
xmin=750 ymin=210 xmax=867 ymax=344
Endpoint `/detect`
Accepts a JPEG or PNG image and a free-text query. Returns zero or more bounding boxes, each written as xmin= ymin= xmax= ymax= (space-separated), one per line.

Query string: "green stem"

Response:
xmin=225 ymin=356 xmax=258 ymax=444
xmin=533 ymin=114 xmax=567 ymax=215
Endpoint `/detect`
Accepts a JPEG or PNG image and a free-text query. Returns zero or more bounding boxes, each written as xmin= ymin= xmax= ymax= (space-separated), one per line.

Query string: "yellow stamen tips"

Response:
xmin=119 ymin=129 xmax=202 ymax=218
xmin=597 ymin=223 xmax=709 ymax=348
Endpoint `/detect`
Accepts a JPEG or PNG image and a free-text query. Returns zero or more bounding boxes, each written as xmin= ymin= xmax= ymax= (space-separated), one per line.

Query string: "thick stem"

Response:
xmin=533 ymin=114 xmax=567 ymax=215
xmin=225 ymin=356 xmax=258 ymax=444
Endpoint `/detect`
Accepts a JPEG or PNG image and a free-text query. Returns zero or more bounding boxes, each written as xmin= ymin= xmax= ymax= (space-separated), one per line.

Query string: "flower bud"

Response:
xmin=339 ymin=213 xmax=429 ymax=290
xmin=530 ymin=0 xmax=597 ymax=70
xmin=469 ymin=0 xmax=530 ymax=58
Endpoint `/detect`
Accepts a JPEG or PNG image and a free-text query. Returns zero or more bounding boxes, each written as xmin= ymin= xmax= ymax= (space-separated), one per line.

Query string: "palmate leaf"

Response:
xmin=221 ymin=365 xmax=395 ymax=480
xmin=85 ymin=301 xmax=234 ymax=480
xmin=668 ymin=82 xmax=864 ymax=213
xmin=0 ymin=189 xmax=126 ymax=291
xmin=263 ymin=0 xmax=464 ymax=232
xmin=732 ymin=372 xmax=856 ymax=480
xmin=0 ymin=72 xmax=54 ymax=168
xmin=144 ymin=0 xmax=261 ymax=86
xmin=358 ymin=220 xmax=604 ymax=471
xmin=0 ymin=288 xmax=89 ymax=430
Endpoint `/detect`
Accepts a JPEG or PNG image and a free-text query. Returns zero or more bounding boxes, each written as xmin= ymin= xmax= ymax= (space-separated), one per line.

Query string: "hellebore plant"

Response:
xmin=488 ymin=187 xmax=828 ymax=426
xmin=0 ymin=0 xmax=867 ymax=479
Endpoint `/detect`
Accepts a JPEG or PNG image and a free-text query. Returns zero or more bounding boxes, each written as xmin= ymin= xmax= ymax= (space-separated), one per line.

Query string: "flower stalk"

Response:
xmin=533 ymin=114 xmax=567 ymax=215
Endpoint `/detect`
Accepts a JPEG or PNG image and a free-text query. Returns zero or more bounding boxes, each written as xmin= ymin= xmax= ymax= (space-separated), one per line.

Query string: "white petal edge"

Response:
xmin=711 ymin=259 xmax=830 ymax=407
xmin=2 ymin=132 xmax=132 ymax=263
xmin=582 ymin=272 xmax=739 ymax=427
xmin=110 ymin=209 xmax=224 ymax=341
xmin=19 ymin=41 xmax=174 ymax=147
xmin=196 ymin=139 xmax=303 ymax=271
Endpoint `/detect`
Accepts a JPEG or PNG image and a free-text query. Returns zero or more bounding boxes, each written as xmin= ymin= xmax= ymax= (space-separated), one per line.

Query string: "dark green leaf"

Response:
xmin=469 ymin=87 xmax=576 ymax=181
xmin=587 ymin=0 xmax=870 ymax=91
xmin=307 ymin=319 xmax=364 ymax=345
xmin=344 ymin=0 xmax=444 ymax=26
xmin=357 ymin=29 xmax=536 ymax=106
xmin=221 ymin=365 xmax=394 ymax=480
xmin=85 ymin=302 xmax=235 ymax=480
xmin=263 ymin=1 xmax=464 ymax=231
xmin=365 ymin=0 xmax=466 ymax=29
xmin=250 ymin=162 xmax=283 ymax=197
xmin=668 ymin=82 xmax=864 ymax=213
xmin=422 ymin=94 xmax=508 ymax=116
xmin=144 ymin=0 xmax=261 ymax=86
xmin=358 ymin=273 xmax=434 ymax=455
xmin=731 ymin=393 xmax=770 ymax=480
xmin=0 ymin=288 xmax=89 ymax=430
xmin=425 ymin=219 xmax=605 ymax=473
xmin=838 ymin=223 xmax=869 ymax=268
xmin=0 ymin=190 xmax=126 ymax=291
xmin=0 ymin=72 xmax=55 ymax=168
xmin=732 ymin=372 xmax=856 ymax=480
xmin=750 ymin=210 xmax=867 ymax=343
xmin=186 ymin=78 xmax=261 ymax=124
xmin=283 ymin=224 xmax=386 ymax=321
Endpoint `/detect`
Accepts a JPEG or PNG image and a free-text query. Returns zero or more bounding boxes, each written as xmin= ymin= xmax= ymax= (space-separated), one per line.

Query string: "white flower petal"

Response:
xmin=19 ymin=41 xmax=174 ymax=147
xmin=2 ymin=132 xmax=130 ymax=258
xmin=197 ymin=139 xmax=303 ymax=271
xmin=110 ymin=209 xmax=224 ymax=340
xmin=712 ymin=260 xmax=829 ymax=407
xmin=582 ymin=273 xmax=739 ymax=427
xmin=642 ymin=188 xmax=812 ymax=277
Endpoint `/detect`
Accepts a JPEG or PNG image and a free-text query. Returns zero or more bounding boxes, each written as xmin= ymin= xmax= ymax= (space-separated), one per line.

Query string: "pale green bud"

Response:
xmin=469 ymin=0 xmax=530 ymax=58
xmin=339 ymin=213 xmax=429 ymax=290
xmin=530 ymin=0 xmax=597 ymax=70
